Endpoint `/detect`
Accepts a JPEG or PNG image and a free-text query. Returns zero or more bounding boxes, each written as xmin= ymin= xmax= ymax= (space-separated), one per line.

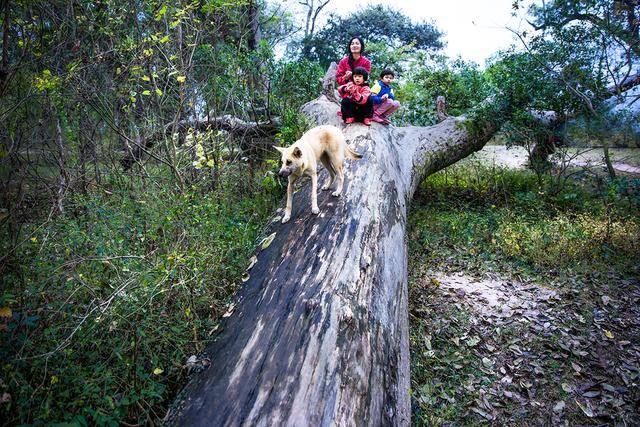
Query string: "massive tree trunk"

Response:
xmin=168 ymin=79 xmax=498 ymax=426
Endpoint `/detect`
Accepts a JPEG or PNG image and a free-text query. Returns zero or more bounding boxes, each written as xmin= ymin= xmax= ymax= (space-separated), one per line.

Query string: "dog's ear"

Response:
xmin=273 ymin=146 xmax=285 ymax=153
xmin=293 ymin=147 xmax=302 ymax=158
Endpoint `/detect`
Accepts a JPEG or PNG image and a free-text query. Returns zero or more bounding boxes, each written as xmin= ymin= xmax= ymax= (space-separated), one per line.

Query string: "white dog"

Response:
xmin=274 ymin=125 xmax=362 ymax=223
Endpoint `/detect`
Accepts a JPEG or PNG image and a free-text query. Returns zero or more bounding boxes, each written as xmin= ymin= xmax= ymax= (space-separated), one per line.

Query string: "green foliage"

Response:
xmin=397 ymin=57 xmax=490 ymax=126
xmin=275 ymin=109 xmax=313 ymax=147
xmin=525 ymin=0 xmax=640 ymax=57
xmin=408 ymin=161 xmax=640 ymax=276
xmin=270 ymin=58 xmax=324 ymax=116
xmin=0 ymin=4 xmax=308 ymax=423
xmin=0 ymin=170 xmax=281 ymax=425
xmin=486 ymin=34 xmax=606 ymax=116
xmin=301 ymin=5 xmax=443 ymax=67
xmin=484 ymin=1 xmax=638 ymax=152
xmin=365 ymin=40 xmax=415 ymax=78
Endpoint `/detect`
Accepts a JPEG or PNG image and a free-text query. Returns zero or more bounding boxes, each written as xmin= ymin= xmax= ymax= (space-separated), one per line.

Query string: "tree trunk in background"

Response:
xmin=248 ymin=0 xmax=261 ymax=53
xmin=300 ymin=0 xmax=333 ymax=58
xmin=247 ymin=0 xmax=268 ymax=119
xmin=0 ymin=0 xmax=10 ymax=89
xmin=168 ymin=75 xmax=499 ymax=426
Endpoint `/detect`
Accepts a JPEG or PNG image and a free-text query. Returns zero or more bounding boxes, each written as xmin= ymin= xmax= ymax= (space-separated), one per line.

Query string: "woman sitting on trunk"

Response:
xmin=336 ymin=36 xmax=371 ymax=85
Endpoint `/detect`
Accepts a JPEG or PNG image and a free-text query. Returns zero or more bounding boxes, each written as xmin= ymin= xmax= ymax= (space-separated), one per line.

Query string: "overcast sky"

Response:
xmin=303 ymin=0 xmax=538 ymax=67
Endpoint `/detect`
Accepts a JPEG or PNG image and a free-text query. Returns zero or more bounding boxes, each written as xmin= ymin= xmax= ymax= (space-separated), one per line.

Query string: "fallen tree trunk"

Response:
xmin=168 ymin=90 xmax=499 ymax=426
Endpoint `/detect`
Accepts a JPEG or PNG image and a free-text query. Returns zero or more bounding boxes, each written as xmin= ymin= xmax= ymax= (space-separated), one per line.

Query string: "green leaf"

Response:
xmin=260 ymin=232 xmax=276 ymax=250
xmin=155 ymin=5 xmax=167 ymax=21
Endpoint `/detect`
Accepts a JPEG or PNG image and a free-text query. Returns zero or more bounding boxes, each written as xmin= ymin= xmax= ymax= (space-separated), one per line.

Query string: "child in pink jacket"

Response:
xmin=338 ymin=67 xmax=373 ymax=125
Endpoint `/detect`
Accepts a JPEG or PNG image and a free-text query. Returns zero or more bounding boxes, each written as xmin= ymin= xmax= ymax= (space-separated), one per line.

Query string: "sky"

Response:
xmin=305 ymin=0 xmax=538 ymax=67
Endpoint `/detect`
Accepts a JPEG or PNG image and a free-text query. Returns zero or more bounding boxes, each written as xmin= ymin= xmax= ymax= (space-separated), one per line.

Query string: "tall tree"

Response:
xmin=495 ymin=0 xmax=640 ymax=167
xmin=301 ymin=5 xmax=444 ymax=67
xmin=525 ymin=0 xmax=639 ymax=91
xmin=299 ymin=0 xmax=332 ymax=39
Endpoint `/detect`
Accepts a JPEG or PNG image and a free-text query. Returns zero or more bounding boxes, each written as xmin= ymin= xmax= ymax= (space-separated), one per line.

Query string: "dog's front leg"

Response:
xmin=282 ymin=176 xmax=295 ymax=223
xmin=310 ymin=172 xmax=320 ymax=215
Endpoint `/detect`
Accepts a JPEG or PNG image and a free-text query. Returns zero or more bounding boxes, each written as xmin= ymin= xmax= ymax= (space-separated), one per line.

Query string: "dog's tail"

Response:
xmin=345 ymin=145 xmax=363 ymax=160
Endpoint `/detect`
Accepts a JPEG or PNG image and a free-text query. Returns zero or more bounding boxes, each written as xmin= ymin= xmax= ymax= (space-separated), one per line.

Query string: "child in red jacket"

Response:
xmin=338 ymin=67 xmax=373 ymax=125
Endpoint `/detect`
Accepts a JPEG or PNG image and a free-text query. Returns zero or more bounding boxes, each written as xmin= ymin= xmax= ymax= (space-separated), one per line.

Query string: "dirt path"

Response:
xmin=474 ymin=145 xmax=640 ymax=176
xmin=409 ymin=269 xmax=640 ymax=425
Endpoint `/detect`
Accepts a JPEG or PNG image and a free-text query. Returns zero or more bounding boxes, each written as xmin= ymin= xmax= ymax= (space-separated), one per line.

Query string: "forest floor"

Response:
xmin=407 ymin=153 xmax=640 ymax=425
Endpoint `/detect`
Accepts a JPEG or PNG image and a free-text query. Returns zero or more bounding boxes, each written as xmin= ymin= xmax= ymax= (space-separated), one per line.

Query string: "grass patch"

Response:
xmin=0 ymin=168 xmax=282 ymax=425
xmin=408 ymin=160 xmax=640 ymax=279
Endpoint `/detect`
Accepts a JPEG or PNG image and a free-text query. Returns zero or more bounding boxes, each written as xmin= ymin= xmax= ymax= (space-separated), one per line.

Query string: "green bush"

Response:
xmin=0 ymin=171 xmax=281 ymax=425
xmin=396 ymin=57 xmax=490 ymax=126
xmin=408 ymin=161 xmax=640 ymax=276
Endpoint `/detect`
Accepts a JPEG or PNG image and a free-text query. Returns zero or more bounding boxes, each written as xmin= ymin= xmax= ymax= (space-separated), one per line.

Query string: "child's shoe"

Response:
xmin=345 ymin=117 xmax=355 ymax=124
xmin=363 ymin=118 xmax=372 ymax=126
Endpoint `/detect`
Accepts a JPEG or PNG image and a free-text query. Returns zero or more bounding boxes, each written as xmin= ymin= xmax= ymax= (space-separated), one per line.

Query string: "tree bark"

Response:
xmin=0 ymin=0 xmax=10 ymax=85
xmin=168 ymin=89 xmax=498 ymax=426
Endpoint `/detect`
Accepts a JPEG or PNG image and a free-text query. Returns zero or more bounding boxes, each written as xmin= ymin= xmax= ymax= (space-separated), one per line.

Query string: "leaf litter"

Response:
xmin=409 ymin=268 xmax=640 ymax=425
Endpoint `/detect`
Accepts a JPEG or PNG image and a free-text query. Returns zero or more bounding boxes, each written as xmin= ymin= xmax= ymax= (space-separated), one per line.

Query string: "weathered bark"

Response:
xmin=436 ymin=95 xmax=448 ymax=122
xmin=168 ymin=98 xmax=497 ymax=425
xmin=168 ymin=114 xmax=280 ymax=138
xmin=321 ymin=62 xmax=340 ymax=104
xmin=0 ymin=0 xmax=10 ymax=85
xmin=247 ymin=0 xmax=261 ymax=53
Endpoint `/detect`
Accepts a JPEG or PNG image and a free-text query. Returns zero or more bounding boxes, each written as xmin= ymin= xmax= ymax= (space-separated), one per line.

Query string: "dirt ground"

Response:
xmin=474 ymin=145 xmax=640 ymax=176
xmin=410 ymin=268 xmax=640 ymax=425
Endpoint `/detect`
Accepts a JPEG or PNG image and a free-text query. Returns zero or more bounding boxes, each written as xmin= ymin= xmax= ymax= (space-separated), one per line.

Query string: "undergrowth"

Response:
xmin=0 ymin=166 xmax=283 ymax=425
xmin=408 ymin=160 xmax=640 ymax=278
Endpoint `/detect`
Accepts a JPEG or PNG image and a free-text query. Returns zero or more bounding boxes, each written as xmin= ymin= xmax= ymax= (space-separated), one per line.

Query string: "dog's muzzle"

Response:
xmin=278 ymin=168 xmax=291 ymax=178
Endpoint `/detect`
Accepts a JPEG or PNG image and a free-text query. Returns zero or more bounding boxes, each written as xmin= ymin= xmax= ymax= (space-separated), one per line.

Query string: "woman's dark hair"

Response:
xmin=347 ymin=36 xmax=365 ymax=71
xmin=353 ymin=66 xmax=369 ymax=82
xmin=380 ymin=69 xmax=395 ymax=79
